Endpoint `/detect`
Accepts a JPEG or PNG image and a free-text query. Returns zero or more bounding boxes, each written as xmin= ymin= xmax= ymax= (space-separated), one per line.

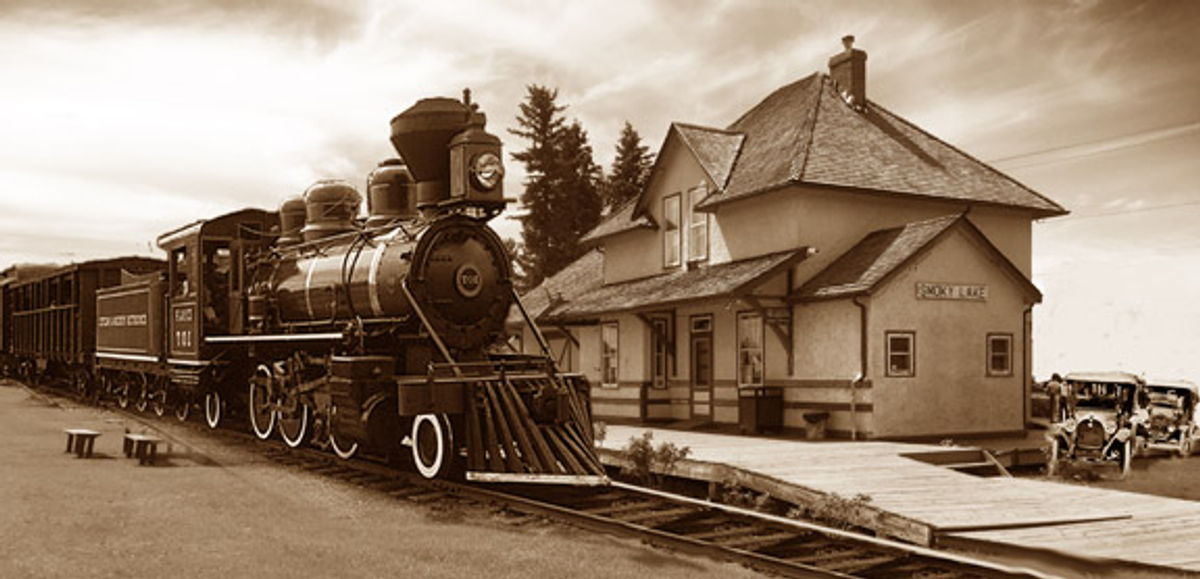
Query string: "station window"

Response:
xmin=885 ymin=331 xmax=915 ymax=377
xmin=601 ymin=322 xmax=619 ymax=388
xmin=987 ymin=333 xmax=1013 ymax=377
xmin=650 ymin=316 xmax=670 ymax=389
xmin=663 ymin=194 xmax=681 ymax=268
xmin=737 ymin=312 xmax=764 ymax=387
xmin=687 ymin=183 xmax=709 ymax=262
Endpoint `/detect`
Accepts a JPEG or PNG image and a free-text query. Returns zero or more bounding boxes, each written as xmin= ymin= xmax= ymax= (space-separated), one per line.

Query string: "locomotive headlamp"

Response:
xmin=470 ymin=152 xmax=504 ymax=191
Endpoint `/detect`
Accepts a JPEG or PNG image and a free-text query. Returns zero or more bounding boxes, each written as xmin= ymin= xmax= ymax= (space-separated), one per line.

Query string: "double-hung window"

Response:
xmin=886 ymin=331 xmax=915 ymax=377
xmin=987 ymin=333 xmax=1013 ymax=376
xmin=663 ymin=194 xmax=681 ymax=268
xmin=601 ymin=322 xmax=619 ymax=388
xmin=687 ymin=184 xmax=708 ymax=262
xmin=737 ymin=313 xmax=764 ymax=387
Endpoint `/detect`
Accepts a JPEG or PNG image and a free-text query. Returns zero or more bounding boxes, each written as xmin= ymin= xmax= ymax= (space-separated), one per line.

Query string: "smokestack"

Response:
xmin=828 ymin=35 xmax=867 ymax=110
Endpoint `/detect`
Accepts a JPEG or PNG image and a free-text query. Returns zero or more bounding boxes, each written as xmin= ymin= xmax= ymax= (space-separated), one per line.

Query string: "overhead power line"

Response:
xmin=988 ymin=120 xmax=1200 ymax=169
xmin=1038 ymin=199 xmax=1200 ymax=223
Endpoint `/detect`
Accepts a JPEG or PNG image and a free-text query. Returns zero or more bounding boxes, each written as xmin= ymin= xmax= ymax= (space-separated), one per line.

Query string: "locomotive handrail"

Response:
xmin=399 ymin=280 xmax=461 ymax=376
xmin=509 ymin=288 xmax=558 ymax=375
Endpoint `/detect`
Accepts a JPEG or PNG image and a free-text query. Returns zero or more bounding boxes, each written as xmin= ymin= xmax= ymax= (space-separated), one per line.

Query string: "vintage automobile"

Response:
xmin=1047 ymin=371 xmax=1147 ymax=478
xmin=1142 ymin=378 xmax=1200 ymax=457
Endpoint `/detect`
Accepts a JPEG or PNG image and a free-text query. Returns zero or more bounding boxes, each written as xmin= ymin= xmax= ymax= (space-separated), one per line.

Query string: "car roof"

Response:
xmin=1146 ymin=378 xmax=1200 ymax=393
xmin=1064 ymin=371 xmax=1141 ymax=385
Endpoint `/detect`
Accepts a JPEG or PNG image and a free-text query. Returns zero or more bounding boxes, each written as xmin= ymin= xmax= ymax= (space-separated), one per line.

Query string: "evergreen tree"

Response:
xmin=601 ymin=121 xmax=654 ymax=212
xmin=509 ymin=85 xmax=603 ymax=290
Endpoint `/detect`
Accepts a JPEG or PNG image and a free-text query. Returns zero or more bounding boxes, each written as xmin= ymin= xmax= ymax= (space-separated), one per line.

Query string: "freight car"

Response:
xmin=54 ymin=91 xmax=604 ymax=484
xmin=1 ymin=258 xmax=164 ymax=389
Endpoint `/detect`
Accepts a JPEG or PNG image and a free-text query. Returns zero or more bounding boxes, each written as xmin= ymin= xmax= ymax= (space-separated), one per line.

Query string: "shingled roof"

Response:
xmin=518 ymin=249 xmax=605 ymax=321
xmin=700 ymin=73 xmax=1067 ymax=216
xmin=541 ymin=248 xmax=811 ymax=323
xmin=673 ymin=123 xmax=744 ymax=191
xmin=796 ymin=214 xmax=1041 ymax=302
xmin=580 ymin=199 xmax=654 ymax=244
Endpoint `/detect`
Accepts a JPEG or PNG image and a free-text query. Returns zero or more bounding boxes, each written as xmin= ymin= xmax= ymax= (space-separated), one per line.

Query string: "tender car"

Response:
xmin=1142 ymin=378 xmax=1200 ymax=457
xmin=1047 ymin=371 xmax=1147 ymax=478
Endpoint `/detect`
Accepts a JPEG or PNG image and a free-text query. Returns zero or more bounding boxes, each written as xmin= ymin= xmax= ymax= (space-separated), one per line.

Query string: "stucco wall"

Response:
xmin=712 ymin=186 xmax=1034 ymax=285
xmin=867 ymin=227 xmax=1029 ymax=437
xmin=793 ymin=299 xmax=861 ymax=380
xmin=602 ymin=135 xmax=713 ymax=284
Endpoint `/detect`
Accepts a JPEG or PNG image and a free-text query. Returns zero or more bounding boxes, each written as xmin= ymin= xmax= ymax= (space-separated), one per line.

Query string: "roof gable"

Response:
xmin=585 ymin=121 xmax=743 ymax=244
xmin=796 ymin=214 xmax=1041 ymax=302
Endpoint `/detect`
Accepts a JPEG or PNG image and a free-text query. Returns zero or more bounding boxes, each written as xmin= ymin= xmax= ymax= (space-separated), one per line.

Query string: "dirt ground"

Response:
xmin=0 ymin=380 xmax=765 ymax=579
xmin=1063 ymin=449 xmax=1200 ymax=501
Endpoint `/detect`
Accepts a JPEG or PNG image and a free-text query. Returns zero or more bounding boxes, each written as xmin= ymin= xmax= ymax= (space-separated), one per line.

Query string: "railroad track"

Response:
xmin=32 ymin=381 xmax=1050 ymax=579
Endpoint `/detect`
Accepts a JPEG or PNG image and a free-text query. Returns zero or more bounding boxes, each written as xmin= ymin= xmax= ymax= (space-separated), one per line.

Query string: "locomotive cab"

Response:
xmin=157 ymin=208 xmax=278 ymax=358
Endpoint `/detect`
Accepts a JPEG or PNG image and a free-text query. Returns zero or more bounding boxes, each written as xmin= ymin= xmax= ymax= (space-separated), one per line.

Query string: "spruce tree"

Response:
xmin=601 ymin=121 xmax=654 ymax=213
xmin=509 ymin=85 xmax=603 ymax=290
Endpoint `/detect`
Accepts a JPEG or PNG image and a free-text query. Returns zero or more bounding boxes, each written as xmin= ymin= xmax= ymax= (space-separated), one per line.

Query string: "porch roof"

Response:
xmin=541 ymin=248 xmax=812 ymax=323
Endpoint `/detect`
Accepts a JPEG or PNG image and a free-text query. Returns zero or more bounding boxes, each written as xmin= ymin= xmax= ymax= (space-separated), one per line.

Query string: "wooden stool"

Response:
xmin=123 ymin=433 xmax=163 ymax=466
xmin=64 ymin=429 xmax=101 ymax=458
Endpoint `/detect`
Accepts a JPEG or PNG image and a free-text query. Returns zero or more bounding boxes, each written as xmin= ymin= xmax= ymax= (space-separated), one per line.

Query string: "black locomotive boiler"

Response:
xmin=23 ymin=91 xmax=604 ymax=483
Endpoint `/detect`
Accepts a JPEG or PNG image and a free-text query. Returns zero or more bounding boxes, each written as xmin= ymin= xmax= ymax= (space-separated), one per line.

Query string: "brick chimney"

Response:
xmin=828 ymin=35 xmax=867 ymax=109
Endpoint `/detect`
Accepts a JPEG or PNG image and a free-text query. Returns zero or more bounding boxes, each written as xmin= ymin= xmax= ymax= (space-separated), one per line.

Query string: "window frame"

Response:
xmin=885 ymin=331 xmax=916 ymax=378
xmin=649 ymin=316 xmax=671 ymax=389
xmin=687 ymin=184 xmax=709 ymax=262
xmin=987 ymin=333 xmax=1014 ymax=377
xmin=736 ymin=312 xmax=765 ymax=388
xmin=600 ymin=322 xmax=620 ymax=389
xmin=662 ymin=193 xmax=682 ymax=268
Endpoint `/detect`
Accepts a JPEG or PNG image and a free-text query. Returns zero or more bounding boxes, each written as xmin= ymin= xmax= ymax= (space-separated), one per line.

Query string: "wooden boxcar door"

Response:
xmin=690 ymin=315 xmax=713 ymax=420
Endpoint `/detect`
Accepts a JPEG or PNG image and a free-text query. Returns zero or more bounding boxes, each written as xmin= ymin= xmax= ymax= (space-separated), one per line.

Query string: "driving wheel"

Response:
xmin=411 ymin=413 xmax=455 ymax=480
xmin=204 ymin=391 xmax=222 ymax=429
xmin=249 ymin=365 xmax=277 ymax=440
xmin=278 ymin=399 xmax=312 ymax=449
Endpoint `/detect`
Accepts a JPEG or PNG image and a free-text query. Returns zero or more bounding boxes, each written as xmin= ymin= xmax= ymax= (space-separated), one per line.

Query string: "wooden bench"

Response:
xmin=64 ymin=429 xmax=101 ymax=458
xmin=123 ymin=433 xmax=164 ymax=466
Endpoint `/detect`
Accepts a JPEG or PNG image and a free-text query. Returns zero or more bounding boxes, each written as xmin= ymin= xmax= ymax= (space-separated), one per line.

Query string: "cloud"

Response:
xmin=0 ymin=0 xmax=367 ymax=50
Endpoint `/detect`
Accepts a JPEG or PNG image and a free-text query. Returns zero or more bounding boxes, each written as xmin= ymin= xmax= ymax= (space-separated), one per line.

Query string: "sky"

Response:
xmin=1 ymin=0 xmax=1198 ymax=379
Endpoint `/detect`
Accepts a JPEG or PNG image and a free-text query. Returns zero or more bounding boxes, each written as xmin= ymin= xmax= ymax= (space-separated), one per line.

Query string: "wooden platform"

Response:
xmin=598 ymin=425 xmax=1200 ymax=574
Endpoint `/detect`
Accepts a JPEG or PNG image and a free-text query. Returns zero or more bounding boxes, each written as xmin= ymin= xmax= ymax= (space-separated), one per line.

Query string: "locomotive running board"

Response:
xmin=465 ymin=472 xmax=609 ymax=486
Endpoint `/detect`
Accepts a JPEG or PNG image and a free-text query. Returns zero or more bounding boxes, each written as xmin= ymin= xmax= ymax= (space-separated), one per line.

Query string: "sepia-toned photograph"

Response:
xmin=1 ymin=1 xmax=1198 ymax=577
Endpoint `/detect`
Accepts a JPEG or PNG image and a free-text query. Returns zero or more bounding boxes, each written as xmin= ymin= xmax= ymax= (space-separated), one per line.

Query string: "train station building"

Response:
xmin=518 ymin=39 xmax=1067 ymax=439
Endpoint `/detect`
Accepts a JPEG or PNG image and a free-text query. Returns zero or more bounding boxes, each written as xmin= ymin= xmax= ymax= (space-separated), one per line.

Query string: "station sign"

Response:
xmin=915 ymin=282 xmax=987 ymax=301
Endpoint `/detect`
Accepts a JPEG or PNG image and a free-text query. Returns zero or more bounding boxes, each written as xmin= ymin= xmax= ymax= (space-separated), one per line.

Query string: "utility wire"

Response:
xmin=987 ymin=120 xmax=1200 ymax=169
xmin=1038 ymin=199 xmax=1200 ymax=224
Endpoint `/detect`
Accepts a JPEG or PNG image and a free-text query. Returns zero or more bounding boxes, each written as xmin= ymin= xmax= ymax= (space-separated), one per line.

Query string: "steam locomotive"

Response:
xmin=0 ymin=92 xmax=605 ymax=484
